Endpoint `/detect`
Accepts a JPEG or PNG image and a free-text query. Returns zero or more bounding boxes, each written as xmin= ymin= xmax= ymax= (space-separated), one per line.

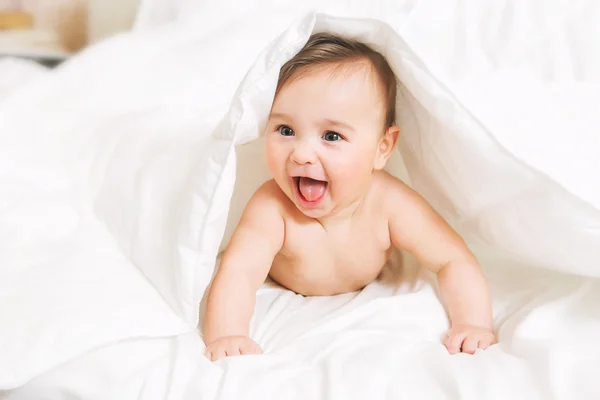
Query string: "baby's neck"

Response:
xmin=315 ymin=195 xmax=367 ymax=230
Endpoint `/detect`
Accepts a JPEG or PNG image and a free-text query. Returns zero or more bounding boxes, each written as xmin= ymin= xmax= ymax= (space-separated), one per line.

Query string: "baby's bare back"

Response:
xmin=268 ymin=177 xmax=393 ymax=296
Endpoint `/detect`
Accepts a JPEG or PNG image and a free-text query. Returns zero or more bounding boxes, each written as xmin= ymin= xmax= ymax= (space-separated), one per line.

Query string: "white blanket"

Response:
xmin=0 ymin=58 xmax=48 ymax=98
xmin=4 ymin=256 xmax=600 ymax=399
xmin=1 ymin=1 xmax=599 ymax=399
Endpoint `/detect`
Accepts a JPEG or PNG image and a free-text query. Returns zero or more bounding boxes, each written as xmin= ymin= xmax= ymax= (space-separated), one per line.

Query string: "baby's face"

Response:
xmin=265 ymin=64 xmax=389 ymax=219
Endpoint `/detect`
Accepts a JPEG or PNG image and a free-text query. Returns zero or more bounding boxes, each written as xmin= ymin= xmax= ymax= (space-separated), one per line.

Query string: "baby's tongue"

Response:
xmin=299 ymin=177 xmax=326 ymax=202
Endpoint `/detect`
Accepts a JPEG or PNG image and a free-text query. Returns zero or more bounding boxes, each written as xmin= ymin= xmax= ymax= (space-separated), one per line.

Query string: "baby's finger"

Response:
xmin=225 ymin=347 xmax=241 ymax=357
xmin=240 ymin=341 xmax=262 ymax=355
xmin=211 ymin=349 xmax=227 ymax=362
xmin=442 ymin=332 xmax=450 ymax=347
xmin=445 ymin=332 xmax=467 ymax=355
xmin=461 ymin=337 xmax=479 ymax=354
xmin=478 ymin=337 xmax=494 ymax=350
xmin=252 ymin=342 xmax=263 ymax=354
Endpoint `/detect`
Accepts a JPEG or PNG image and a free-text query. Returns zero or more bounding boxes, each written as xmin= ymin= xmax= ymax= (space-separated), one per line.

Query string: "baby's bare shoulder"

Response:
xmin=234 ymin=180 xmax=287 ymax=247
xmin=372 ymin=170 xmax=434 ymax=219
xmin=242 ymin=179 xmax=287 ymax=219
xmin=254 ymin=179 xmax=284 ymax=198
xmin=248 ymin=179 xmax=285 ymax=207
xmin=373 ymin=171 xmax=417 ymax=203
xmin=257 ymin=179 xmax=307 ymax=218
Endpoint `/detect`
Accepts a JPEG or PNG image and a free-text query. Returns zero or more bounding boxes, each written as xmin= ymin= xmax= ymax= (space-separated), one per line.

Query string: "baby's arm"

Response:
xmin=203 ymin=181 xmax=285 ymax=361
xmin=387 ymin=179 xmax=496 ymax=354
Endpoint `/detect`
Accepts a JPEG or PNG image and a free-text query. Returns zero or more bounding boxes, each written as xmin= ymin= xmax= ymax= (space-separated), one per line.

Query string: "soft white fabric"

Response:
xmin=0 ymin=12 xmax=303 ymax=388
xmin=0 ymin=58 xmax=191 ymax=389
xmin=0 ymin=58 xmax=48 ymax=99
xmin=1 ymin=0 xmax=599 ymax=395
xmin=5 ymin=255 xmax=600 ymax=400
xmin=209 ymin=5 xmax=600 ymax=279
xmin=133 ymin=0 xmax=419 ymax=31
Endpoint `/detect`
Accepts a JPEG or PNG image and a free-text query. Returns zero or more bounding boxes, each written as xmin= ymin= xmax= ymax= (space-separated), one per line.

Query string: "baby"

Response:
xmin=203 ymin=33 xmax=496 ymax=361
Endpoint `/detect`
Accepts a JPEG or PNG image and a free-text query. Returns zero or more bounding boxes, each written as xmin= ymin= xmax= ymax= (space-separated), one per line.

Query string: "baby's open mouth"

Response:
xmin=294 ymin=176 xmax=328 ymax=203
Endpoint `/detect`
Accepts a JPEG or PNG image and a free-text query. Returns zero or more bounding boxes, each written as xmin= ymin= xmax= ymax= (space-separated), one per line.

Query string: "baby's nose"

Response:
xmin=290 ymin=140 xmax=317 ymax=165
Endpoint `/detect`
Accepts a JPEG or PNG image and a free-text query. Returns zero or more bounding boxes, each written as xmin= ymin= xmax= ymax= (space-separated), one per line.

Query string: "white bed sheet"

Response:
xmin=4 ymin=252 xmax=600 ymax=400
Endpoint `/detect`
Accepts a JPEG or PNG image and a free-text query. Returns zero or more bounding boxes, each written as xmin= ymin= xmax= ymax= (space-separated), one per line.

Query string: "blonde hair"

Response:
xmin=276 ymin=32 xmax=398 ymax=129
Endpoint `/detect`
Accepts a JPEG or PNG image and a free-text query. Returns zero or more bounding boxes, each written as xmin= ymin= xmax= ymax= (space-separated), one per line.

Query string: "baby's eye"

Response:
xmin=278 ymin=125 xmax=294 ymax=136
xmin=322 ymin=131 xmax=342 ymax=142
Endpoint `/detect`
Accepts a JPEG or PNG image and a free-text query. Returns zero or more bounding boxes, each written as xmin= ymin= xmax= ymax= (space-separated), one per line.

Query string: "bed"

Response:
xmin=1 ymin=1 xmax=599 ymax=399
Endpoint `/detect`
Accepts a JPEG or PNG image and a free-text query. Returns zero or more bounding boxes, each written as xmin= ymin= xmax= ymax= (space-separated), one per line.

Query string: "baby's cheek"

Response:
xmin=342 ymin=150 xmax=374 ymax=176
xmin=265 ymin=139 xmax=283 ymax=174
xmin=334 ymin=156 xmax=372 ymax=190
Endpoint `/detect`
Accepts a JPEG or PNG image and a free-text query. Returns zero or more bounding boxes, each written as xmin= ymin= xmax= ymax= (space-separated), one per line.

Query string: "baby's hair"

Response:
xmin=276 ymin=32 xmax=398 ymax=129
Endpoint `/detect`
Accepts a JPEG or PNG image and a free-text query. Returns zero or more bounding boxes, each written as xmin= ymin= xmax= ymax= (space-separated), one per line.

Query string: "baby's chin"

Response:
xmin=286 ymin=194 xmax=329 ymax=219
xmin=295 ymin=205 xmax=331 ymax=220
xmin=280 ymin=189 xmax=329 ymax=219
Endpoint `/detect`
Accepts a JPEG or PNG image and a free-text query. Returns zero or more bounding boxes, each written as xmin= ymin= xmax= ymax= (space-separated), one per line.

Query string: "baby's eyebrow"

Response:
xmin=324 ymin=119 xmax=355 ymax=132
xmin=268 ymin=112 xmax=291 ymax=120
xmin=268 ymin=113 xmax=355 ymax=132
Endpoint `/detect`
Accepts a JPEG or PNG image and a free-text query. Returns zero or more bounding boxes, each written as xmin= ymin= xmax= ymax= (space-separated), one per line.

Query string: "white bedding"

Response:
xmin=1 ymin=1 xmax=600 ymax=399
xmin=5 ymin=255 xmax=600 ymax=400
xmin=0 ymin=58 xmax=48 ymax=98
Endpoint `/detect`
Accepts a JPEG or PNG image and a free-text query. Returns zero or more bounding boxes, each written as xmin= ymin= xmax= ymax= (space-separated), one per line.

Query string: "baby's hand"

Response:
xmin=443 ymin=325 xmax=496 ymax=355
xmin=204 ymin=336 xmax=263 ymax=361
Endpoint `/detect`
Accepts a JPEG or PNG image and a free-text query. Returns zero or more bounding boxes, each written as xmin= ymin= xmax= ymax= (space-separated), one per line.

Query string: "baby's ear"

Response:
xmin=374 ymin=125 xmax=400 ymax=170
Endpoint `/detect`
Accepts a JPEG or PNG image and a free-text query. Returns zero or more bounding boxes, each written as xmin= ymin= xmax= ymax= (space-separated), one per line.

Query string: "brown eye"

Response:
xmin=278 ymin=126 xmax=294 ymax=136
